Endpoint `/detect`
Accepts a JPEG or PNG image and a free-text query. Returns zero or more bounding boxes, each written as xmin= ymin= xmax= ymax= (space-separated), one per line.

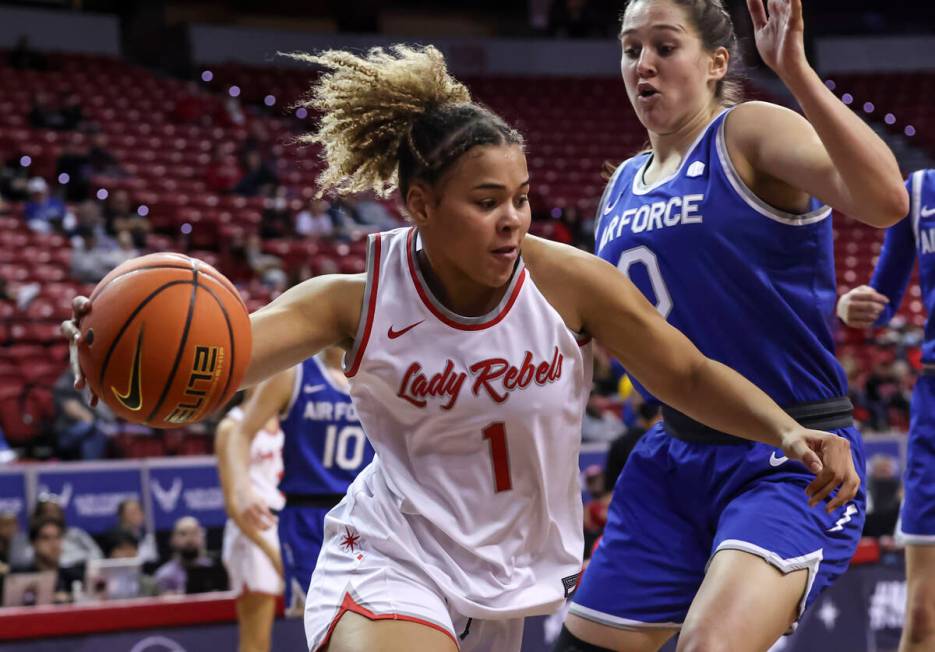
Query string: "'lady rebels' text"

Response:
xmin=397 ymin=347 xmax=564 ymax=410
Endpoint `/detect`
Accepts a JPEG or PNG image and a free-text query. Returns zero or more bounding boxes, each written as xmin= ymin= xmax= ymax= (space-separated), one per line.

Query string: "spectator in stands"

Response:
xmin=103 ymin=190 xmax=149 ymax=248
xmin=0 ymin=512 xmax=18 ymax=568
xmin=55 ymin=138 xmax=92 ymax=202
xmin=244 ymin=233 xmax=287 ymax=292
xmin=204 ymin=143 xmax=240 ymax=194
xmin=70 ymin=226 xmax=138 ymax=284
xmin=31 ymin=496 xmax=102 ymax=568
xmin=603 ymin=401 xmax=662 ymax=492
xmin=87 ymin=132 xmax=122 ymax=178
xmin=295 ymin=197 xmax=336 ymax=238
xmin=0 ymin=426 xmax=15 ymax=464
xmin=260 ymin=186 xmax=294 ymax=239
xmin=52 ymin=367 xmax=116 ymax=460
xmin=11 ymin=517 xmax=84 ymax=604
xmin=0 ymin=153 xmax=31 ymax=201
xmin=24 ymin=177 xmax=70 ymax=234
xmin=28 ymin=92 xmax=83 ymax=132
xmin=581 ymin=393 xmax=625 ymax=442
xmin=342 ymin=192 xmax=399 ymax=231
xmin=582 ymin=466 xmax=610 ymax=553
xmin=862 ymin=454 xmax=902 ymax=538
xmin=154 ymin=516 xmax=227 ymax=595
xmin=9 ymin=35 xmax=47 ymax=71
xmin=108 ymin=499 xmax=157 ymax=564
xmin=234 ymin=150 xmax=278 ymax=198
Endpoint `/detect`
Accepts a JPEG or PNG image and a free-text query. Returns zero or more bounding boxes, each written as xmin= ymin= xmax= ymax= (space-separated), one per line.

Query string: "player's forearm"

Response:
xmin=782 ymin=64 xmax=907 ymax=227
xmin=667 ymin=357 xmax=800 ymax=448
xmin=217 ymin=425 xmax=252 ymax=506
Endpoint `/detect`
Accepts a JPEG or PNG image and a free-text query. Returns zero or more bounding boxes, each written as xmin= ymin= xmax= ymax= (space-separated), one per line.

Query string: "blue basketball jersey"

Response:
xmin=869 ymin=170 xmax=935 ymax=363
xmin=279 ymin=355 xmax=375 ymax=495
xmin=594 ymin=108 xmax=847 ymax=406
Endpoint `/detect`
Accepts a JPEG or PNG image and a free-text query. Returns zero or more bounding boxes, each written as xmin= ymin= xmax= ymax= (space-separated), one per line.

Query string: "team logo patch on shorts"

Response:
xmin=562 ymin=572 xmax=581 ymax=598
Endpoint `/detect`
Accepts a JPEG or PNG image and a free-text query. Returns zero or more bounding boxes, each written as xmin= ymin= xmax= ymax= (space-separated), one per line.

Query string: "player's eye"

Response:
xmin=477 ymin=198 xmax=498 ymax=211
xmin=623 ymin=46 xmax=640 ymax=59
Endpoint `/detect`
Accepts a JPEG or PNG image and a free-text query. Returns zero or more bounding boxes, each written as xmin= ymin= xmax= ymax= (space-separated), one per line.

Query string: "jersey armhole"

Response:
xmin=716 ymin=114 xmax=831 ymax=226
xmin=911 ymin=170 xmax=924 ymax=244
xmin=594 ymin=160 xmax=629 ymax=236
xmin=343 ymin=233 xmax=383 ymax=378
xmin=281 ymin=363 xmax=302 ymax=420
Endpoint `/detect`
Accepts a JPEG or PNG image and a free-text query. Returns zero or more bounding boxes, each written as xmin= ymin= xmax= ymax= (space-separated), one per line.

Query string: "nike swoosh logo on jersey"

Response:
xmin=922 ymin=205 xmax=935 ymax=218
xmin=388 ymin=320 xmax=424 ymax=339
xmin=112 ymin=329 xmax=144 ymax=411
xmin=769 ymin=451 xmax=789 ymax=467
xmin=603 ymin=194 xmax=621 ymax=215
xmin=304 ymin=384 xmax=326 ymax=394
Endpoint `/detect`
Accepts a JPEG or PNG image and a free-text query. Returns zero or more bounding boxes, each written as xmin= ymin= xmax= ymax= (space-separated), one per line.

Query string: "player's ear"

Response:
xmin=406 ymin=181 xmax=434 ymax=226
xmin=708 ymin=46 xmax=729 ymax=82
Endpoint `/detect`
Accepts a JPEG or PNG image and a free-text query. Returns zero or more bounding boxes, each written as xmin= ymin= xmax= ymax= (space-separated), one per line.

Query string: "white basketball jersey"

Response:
xmin=227 ymin=406 xmax=285 ymax=511
xmin=344 ymin=227 xmax=593 ymax=619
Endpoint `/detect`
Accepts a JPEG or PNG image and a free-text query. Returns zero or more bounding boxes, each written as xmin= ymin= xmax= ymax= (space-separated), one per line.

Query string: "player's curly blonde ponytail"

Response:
xmin=287 ymin=44 xmax=523 ymax=199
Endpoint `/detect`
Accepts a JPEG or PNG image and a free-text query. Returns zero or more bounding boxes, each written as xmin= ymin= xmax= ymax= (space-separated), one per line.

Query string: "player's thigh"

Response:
xmin=563 ymin=613 xmax=676 ymax=652
xmin=676 ymin=549 xmax=807 ymax=652
xmin=326 ymin=611 xmax=458 ymax=652
xmin=235 ymin=592 xmax=277 ymax=650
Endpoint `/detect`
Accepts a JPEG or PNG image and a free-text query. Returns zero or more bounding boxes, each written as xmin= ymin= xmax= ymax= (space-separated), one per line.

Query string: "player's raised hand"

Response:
xmin=836 ymin=285 xmax=889 ymax=329
xmin=60 ymin=295 xmax=97 ymax=404
xmin=747 ymin=0 xmax=807 ymax=80
xmin=781 ymin=428 xmax=860 ymax=512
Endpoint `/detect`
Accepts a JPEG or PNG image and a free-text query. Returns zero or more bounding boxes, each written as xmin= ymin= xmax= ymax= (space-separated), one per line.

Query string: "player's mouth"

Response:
xmin=491 ymin=245 xmax=518 ymax=263
xmin=637 ymin=82 xmax=660 ymax=102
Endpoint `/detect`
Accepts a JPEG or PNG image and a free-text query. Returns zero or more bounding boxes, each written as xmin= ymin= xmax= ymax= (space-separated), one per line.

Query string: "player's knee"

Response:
xmin=675 ymin=626 xmax=732 ymax=652
xmin=551 ymin=625 xmax=616 ymax=652
xmin=906 ymin=598 xmax=935 ymax=643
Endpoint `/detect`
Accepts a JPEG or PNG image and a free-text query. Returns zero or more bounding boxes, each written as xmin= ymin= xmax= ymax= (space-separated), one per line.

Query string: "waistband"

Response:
xmin=922 ymin=364 xmax=935 ymax=376
xmin=283 ymin=493 xmax=346 ymax=509
xmin=662 ymin=396 xmax=854 ymax=445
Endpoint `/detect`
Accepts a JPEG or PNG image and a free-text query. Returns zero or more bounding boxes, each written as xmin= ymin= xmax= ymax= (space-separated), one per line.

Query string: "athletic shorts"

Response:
xmin=898 ymin=374 xmax=935 ymax=544
xmin=278 ymin=503 xmax=332 ymax=612
xmin=304 ymin=468 xmax=525 ymax=652
xmin=570 ymin=422 xmax=866 ymax=629
xmin=222 ymin=519 xmax=283 ymax=597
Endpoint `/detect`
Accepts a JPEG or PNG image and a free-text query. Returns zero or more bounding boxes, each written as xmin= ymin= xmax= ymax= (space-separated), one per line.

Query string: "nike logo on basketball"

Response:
xmin=112 ymin=329 xmax=144 ymax=411
xmin=303 ymin=384 xmax=326 ymax=394
xmin=388 ymin=320 xmax=424 ymax=339
xmin=769 ymin=452 xmax=789 ymax=467
xmin=922 ymin=205 xmax=935 ymax=218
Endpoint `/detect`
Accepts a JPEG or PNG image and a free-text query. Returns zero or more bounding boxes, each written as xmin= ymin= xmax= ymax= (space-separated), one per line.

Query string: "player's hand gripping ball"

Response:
xmin=76 ymin=253 xmax=252 ymax=428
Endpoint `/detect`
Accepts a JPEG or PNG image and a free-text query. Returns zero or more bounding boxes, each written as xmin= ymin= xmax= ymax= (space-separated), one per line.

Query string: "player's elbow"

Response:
xmin=856 ymin=184 xmax=909 ymax=228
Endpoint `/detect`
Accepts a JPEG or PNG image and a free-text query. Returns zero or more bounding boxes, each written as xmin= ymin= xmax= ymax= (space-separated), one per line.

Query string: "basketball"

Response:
xmin=77 ymin=252 xmax=252 ymax=429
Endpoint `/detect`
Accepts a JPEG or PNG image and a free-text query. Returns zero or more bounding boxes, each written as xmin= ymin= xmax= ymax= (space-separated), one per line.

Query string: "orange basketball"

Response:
xmin=77 ymin=252 xmax=252 ymax=429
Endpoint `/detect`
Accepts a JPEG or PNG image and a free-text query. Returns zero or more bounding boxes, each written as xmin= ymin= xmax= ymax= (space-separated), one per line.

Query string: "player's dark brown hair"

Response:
xmin=622 ymin=0 xmax=745 ymax=106
xmin=286 ymin=45 xmax=524 ymax=199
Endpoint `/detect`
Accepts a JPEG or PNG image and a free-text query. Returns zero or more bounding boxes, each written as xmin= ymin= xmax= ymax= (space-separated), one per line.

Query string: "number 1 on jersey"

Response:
xmin=482 ymin=422 xmax=512 ymax=492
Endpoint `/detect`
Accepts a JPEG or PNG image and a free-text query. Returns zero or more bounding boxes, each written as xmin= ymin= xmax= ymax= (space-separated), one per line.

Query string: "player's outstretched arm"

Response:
xmin=737 ymin=0 xmax=906 ymax=227
xmin=216 ymin=369 xmax=293 ymax=576
xmin=525 ymin=237 xmax=858 ymax=511
xmin=242 ymin=273 xmax=364 ymax=388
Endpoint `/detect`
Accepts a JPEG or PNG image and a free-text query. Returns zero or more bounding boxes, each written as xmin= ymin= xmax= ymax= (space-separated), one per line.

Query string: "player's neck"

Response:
xmin=416 ymin=248 xmax=508 ymax=318
xmin=646 ymin=104 xmax=721 ymax=176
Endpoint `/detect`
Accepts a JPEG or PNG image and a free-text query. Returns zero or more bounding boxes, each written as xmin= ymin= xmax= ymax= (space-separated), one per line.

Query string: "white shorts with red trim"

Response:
xmin=304 ymin=495 xmax=525 ymax=652
xmin=222 ymin=519 xmax=284 ymax=597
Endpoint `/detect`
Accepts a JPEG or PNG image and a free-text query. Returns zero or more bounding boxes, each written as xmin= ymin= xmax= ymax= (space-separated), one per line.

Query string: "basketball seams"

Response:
xmin=145 ymin=268 xmax=200 ymax=423
xmin=199 ymin=283 xmax=238 ymax=417
xmin=89 ymin=263 xmax=195 ymax=302
xmin=96 ymin=280 xmax=193 ymax=387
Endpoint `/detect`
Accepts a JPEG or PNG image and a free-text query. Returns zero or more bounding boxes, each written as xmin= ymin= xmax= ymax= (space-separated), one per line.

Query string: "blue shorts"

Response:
xmin=279 ymin=504 xmax=332 ymax=610
xmin=899 ymin=375 xmax=935 ymax=543
xmin=571 ymin=422 xmax=866 ymax=628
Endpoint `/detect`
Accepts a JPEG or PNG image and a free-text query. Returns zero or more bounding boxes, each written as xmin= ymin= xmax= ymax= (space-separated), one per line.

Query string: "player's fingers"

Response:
xmin=807 ymin=470 xmax=841 ymax=507
xmin=790 ymin=0 xmax=803 ymax=25
xmin=789 ymin=438 xmax=822 ymax=474
xmin=826 ymin=477 xmax=859 ymax=513
xmin=72 ymin=295 xmax=91 ymax=316
xmin=746 ymin=0 xmax=768 ymax=29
